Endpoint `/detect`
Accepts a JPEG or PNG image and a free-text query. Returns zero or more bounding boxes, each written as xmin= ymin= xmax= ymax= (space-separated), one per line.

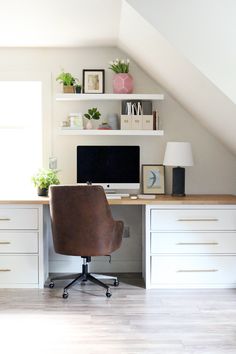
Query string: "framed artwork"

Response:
xmin=142 ymin=164 xmax=165 ymax=194
xmin=83 ymin=69 xmax=105 ymax=93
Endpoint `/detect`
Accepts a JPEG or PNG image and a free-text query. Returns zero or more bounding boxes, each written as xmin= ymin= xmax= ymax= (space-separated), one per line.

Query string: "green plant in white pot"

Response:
xmin=32 ymin=168 xmax=60 ymax=196
xmin=84 ymin=107 xmax=101 ymax=129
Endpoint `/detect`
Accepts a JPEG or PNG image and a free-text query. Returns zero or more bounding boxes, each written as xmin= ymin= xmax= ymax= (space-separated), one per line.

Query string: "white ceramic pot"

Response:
xmin=86 ymin=120 xmax=93 ymax=129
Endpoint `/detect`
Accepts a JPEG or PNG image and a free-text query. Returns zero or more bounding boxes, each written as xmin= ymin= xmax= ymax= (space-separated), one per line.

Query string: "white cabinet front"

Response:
xmin=151 ymin=232 xmax=236 ymax=254
xmin=0 ymin=255 xmax=38 ymax=284
xmin=151 ymin=255 xmax=236 ymax=286
xmin=151 ymin=209 xmax=236 ymax=231
xmin=0 ymin=208 xmax=38 ymax=229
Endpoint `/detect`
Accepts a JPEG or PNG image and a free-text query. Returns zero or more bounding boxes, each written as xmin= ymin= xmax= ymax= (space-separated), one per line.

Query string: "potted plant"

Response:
xmin=56 ymin=70 xmax=76 ymax=93
xmin=108 ymin=58 xmax=133 ymax=94
xmin=32 ymin=168 xmax=60 ymax=196
xmin=75 ymin=83 xmax=82 ymax=94
xmin=84 ymin=107 xmax=101 ymax=129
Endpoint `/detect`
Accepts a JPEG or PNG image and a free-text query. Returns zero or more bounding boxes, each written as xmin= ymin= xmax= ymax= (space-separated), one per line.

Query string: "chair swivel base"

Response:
xmin=49 ymin=263 xmax=119 ymax=298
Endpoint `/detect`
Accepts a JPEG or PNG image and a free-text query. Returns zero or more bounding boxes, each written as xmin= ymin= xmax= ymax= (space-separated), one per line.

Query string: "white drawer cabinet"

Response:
xmin=151 ymin=255 xmax=236 ymax=287
xmin=150 ymin=209 xmax=236 ymax=231
xmin=0 ymin=232 xmax=38 ymax=253
xmin=0 ymin=208 xmax=38 ymax=229
xmin=0 ymin=205 xmax=46 ymax=288
xmin=151 ymin=232 xmax=236 ymax=254
xmin=0 ymin=255 xmax=38 ymax=284
xmin=145 ymin=205 xmax=236 ymax=289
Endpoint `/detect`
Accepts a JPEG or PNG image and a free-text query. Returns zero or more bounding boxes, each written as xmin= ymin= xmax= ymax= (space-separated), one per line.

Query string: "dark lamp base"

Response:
xmin=172 ymin=167 xmax=185 ymax=197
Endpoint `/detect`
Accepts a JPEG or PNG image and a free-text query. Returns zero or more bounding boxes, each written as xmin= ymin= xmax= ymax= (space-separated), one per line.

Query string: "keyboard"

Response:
xmin=105 ymin=193 xmax=130 ymax=198
xmin=106 ymin=195 xmax=122 ymax=200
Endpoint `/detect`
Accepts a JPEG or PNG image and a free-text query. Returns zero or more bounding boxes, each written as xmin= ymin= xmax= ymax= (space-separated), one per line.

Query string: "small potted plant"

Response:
xmin=75 ymin=83 xmax=82 ymax=94
xmin=84 ymin=107 xmax=101 ymax=129
xmin=56 ymin=70 xmax=76 ymax=93
xmin=32 ymin=168 xmax=60 ymax=196
xmin=108 ymin=58 xmax=133 ymax=94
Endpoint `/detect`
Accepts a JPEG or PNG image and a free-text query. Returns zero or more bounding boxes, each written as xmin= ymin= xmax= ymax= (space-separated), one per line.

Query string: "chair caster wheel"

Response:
xmin=62 ymin=291 xmax=68 ymax=299
xmin=113 ymin=280 xmax=119 ymax=287
xmin=106 ymin=290 xmax=112 ymax=298
xmin=49 ymin=282 xmax=54 ymax=288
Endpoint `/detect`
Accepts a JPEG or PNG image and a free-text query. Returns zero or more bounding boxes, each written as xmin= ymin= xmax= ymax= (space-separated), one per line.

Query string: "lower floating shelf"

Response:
xmin=59 ymin=128 xmax=164 ymax=136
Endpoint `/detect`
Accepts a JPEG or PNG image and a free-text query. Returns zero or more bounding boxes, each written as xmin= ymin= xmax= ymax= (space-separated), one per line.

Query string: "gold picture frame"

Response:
xmin=142 ymin=164 xmax=165 ymax=194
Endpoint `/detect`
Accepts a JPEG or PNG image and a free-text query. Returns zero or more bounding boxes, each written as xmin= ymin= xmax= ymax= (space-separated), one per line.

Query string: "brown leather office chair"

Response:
xmin=48 ymin=185 xmax=123 ymax=298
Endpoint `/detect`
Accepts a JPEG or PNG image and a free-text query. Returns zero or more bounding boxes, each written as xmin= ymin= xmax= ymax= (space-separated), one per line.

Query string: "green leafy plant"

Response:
xmin=56 ymin=71 xmax=76 ymax=86
xmin=108 ymin=58 xmax=130 ymax=73
xmin=32 ymin=168 xmax=60 ymax=190
xmin=84 ymin=107 xmax=101 ymax=120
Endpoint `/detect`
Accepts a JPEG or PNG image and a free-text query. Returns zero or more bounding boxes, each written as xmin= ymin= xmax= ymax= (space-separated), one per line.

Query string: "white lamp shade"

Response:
xmin=163 ymin=142 xmax=194 ymax=167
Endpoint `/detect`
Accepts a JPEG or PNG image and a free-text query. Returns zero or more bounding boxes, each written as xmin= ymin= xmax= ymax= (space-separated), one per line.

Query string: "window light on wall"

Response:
xmin=0 ymin=81 xmax=42 ymax=194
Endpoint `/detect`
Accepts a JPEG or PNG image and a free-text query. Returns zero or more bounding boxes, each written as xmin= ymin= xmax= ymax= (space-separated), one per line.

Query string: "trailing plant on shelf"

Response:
xmin=32 ymin=168 xmax=60 ymax=196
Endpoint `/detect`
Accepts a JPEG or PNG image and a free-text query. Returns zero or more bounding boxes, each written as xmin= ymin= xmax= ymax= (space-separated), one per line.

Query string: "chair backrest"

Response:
xmin=49 ymin=185 xmax=118 ymax=257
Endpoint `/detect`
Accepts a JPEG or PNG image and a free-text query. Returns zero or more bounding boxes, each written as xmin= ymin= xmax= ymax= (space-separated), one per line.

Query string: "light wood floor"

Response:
xmin=1 ymin=274 xmax=236 ymax=354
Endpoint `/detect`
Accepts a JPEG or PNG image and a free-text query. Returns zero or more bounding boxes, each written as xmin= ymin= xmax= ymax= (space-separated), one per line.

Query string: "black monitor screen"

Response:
xmin=77 ymin=146 xmax=140 ymax=184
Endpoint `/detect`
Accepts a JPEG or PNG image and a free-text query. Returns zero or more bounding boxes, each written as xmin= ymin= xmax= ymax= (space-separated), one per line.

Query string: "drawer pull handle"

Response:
xmin=176 ymin=242 xmax=219 ymax=246
xmin=0 ymin=241 xmax=11 ymax=245
xmin=177 ymin=269 xmax=218 ymax=273
xmin=177 ymin=218 xmax=219 ymax=222
xmin=0 ymin=218 xmax=11 ymax=221
xmin=0 ymin=269 xmax=11 ymax=272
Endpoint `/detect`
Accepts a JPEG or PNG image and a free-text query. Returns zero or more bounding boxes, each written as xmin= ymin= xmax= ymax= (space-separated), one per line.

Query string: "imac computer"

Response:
xmin=77 ymin=145 xmax=140 ymax=191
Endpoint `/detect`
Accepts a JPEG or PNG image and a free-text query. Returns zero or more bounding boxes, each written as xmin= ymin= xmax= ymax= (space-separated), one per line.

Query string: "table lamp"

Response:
xmin=163 ymin=142 xmax=193 ymax=196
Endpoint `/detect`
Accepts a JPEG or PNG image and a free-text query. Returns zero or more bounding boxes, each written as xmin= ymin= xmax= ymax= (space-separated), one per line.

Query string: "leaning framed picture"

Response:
xmin=142 ymin=164 xmax=165 ymax=194
xmin=83 ymin=69 xmax=105 ymax=93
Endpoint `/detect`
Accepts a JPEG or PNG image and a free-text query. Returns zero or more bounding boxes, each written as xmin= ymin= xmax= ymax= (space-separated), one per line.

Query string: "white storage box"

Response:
xmin=142 ymin=115 xmax=153 ymax=130
xmin=120 ymin=115 xmax=132 ymax=130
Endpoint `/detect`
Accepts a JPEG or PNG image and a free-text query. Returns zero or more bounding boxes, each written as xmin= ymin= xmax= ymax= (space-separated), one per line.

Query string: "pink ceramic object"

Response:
xmin=112 ymin=73 xmax=133 ymax=94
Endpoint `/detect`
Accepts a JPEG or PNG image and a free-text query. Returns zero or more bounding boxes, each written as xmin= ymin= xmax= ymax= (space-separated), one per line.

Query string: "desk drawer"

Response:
xmin=151 ymin=232 xmax=236 ymax=254
xmin=150 ymin=209 xmax=236 ymax=231
xmin=0 ymin=208 xmax=38 ymax=229
xmin=0 ymin=255 xmax=38 ymax=284
xmin=0 ymin=232 xmax=38 ymax=253
xmin=151 ymin=255 xmax=236 ymax=285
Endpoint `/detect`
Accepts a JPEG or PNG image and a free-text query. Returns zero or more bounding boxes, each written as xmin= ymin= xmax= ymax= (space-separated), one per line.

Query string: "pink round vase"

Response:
xmin=112 ymin=73 xmax=133 ymax=94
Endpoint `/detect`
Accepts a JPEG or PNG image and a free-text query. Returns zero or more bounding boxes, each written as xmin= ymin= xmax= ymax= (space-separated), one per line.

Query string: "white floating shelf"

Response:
xmin=59 ymin=129 xmax=164 ymax=136
xmin=56 ymin=93 xmax=164 ymax=101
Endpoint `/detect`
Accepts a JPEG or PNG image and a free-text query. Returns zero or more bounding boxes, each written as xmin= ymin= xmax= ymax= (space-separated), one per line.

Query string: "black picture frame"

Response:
xmin=83 ymin=69 xmax=105 ymax=94
xmin=142 ymin=164 xmax=165 ymax=195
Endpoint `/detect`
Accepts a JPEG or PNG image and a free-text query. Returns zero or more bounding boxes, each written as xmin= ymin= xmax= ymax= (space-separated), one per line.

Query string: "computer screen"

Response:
xmin=77 ymin=145 xmax=140 ymax=190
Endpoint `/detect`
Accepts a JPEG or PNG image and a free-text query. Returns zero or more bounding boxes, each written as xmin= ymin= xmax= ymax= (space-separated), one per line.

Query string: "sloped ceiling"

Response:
xmin=119 ymin=1 xmax=236 ymax=155
xmin=127 ymin=0 xmax=236 ymax=105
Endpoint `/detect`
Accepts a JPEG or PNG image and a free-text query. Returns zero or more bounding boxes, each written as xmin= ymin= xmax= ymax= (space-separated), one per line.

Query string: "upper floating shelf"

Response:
xmin=55 ymin=93 xmax=164 ymax=101
xmin=59 ymin=129 xmax=164 ymax=136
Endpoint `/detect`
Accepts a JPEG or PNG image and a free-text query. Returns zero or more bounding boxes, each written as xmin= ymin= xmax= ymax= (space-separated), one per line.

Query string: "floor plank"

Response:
xmin=0 ymin=274 xmax=236 ymax=354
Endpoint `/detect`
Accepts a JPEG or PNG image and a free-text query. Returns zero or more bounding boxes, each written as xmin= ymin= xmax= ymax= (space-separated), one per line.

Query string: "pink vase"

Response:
xmin=112 ymin=73 xmax=133 ymax=94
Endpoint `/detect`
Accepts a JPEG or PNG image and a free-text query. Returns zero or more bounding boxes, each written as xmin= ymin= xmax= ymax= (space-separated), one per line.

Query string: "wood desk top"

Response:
xmin=0 ymin=194 xmax=236 ymax=205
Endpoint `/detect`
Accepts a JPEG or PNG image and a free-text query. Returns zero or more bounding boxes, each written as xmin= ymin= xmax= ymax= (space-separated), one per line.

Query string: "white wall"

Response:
xmin=127 ymin=0 xmax=236 ymax=104
xmin=0 ymin=47 xmax=235 ymax=272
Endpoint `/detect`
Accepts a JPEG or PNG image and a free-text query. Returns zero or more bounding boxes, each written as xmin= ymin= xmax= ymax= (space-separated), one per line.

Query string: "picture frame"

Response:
xmin=83 ymin=69 xmax=105 ymax=94
xmin=142 ymin=164 xmax=165 ymax=194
